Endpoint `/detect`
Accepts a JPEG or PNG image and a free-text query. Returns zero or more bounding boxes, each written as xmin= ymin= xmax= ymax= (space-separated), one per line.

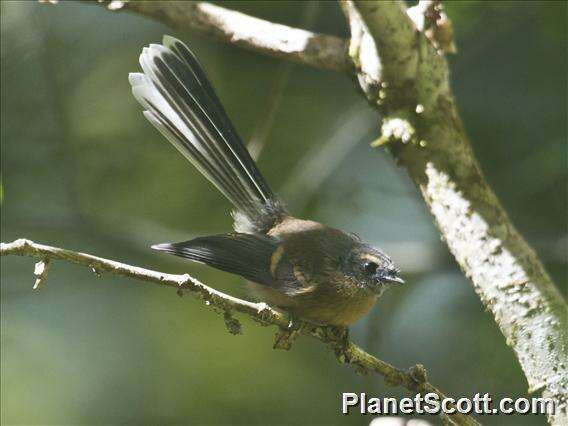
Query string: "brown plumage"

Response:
xmin=131 ymin=36 xmax=403 ymax=327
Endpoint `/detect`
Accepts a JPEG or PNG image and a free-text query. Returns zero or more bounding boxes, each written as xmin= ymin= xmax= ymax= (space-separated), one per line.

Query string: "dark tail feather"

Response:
xmin=129 ymin=36 xmax=286 ymax=232
xmin=152 ymin=233 xmax=278 ymax=286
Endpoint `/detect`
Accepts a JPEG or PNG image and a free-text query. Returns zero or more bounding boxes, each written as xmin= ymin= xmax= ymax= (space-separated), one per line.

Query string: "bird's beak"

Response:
xmin=384 ymin=275 xmax=405 ymax=285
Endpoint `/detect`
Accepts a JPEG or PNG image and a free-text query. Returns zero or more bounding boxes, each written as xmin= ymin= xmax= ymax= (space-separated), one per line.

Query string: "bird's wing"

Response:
xmin=152 ymin=233 xmax=279 ymax=286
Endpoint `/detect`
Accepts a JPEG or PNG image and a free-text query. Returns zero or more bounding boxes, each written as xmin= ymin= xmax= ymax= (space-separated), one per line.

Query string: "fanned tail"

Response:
xmin=129 ymin=36 xmax=286 ymax=232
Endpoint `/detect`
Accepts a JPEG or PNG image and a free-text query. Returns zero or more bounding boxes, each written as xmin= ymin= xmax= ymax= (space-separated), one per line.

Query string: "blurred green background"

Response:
xmin=1 ymin=1 xmax=566 ymax=425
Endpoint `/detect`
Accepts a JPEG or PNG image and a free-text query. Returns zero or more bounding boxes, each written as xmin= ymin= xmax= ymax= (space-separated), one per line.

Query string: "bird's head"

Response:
xmin=345 ymin=242 xmax=404 ymax=295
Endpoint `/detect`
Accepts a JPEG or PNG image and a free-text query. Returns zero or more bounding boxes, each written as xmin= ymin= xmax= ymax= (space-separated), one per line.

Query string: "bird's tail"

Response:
xmin=129 ymin=36 xmax=286 ymax=233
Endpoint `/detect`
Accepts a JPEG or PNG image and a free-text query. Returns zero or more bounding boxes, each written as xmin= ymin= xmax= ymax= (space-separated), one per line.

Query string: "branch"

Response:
xmin=85 ymin=0 xmax=348 ymax=72
xmin=1 ymin=238 xmax=478 ymax=426
xmin=39 ymin=0 xmax=566 ymax=423
xmin=342 ymin=1 xmax=567 ymax=424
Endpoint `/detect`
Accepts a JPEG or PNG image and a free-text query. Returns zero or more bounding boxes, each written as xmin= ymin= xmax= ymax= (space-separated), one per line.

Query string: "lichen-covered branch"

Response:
xmin=85 ymin=0 xmax=348 ymax=72
xmin=343 ymin=1 xmax=567 ymax=424
xmin=0 ymin=238 xmax=478 ymax=426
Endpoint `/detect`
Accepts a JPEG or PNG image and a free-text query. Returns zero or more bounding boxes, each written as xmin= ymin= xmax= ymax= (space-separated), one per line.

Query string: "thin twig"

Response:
xmin=1 ymin=238 xmax=479 ymax=426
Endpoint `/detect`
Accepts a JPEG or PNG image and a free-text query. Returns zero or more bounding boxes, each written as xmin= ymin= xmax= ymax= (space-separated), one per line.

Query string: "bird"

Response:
xmin=129 ymin=36 xmax=404 ymax=327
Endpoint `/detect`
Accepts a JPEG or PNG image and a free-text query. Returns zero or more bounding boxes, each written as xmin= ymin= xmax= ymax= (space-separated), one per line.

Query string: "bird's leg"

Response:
xmin=273 ymin=314 xmax=304 ymax=350
xmin=322 ymin=325 xmax=352 ymax=364
xmin=328 ymin=325 xmax=350 ymax=349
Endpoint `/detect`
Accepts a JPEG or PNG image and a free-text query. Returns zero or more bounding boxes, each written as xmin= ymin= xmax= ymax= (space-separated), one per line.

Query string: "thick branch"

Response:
xmin=1 ymin=238 xmax=478 ymax=426
xmin=344 ymin=1 xmax=567 ymax=424
xmin=88 ymin=0 xmax=348 ymax=72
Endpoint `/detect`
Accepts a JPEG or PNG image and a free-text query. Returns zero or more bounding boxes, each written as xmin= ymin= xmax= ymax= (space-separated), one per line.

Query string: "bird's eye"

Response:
xmin=364 ymin=261 xmax=378 ymax=274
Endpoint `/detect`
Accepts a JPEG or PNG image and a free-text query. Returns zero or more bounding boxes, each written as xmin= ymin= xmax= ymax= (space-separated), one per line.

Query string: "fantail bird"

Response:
xmin=129 ymin=36 xmax=404 ymax=326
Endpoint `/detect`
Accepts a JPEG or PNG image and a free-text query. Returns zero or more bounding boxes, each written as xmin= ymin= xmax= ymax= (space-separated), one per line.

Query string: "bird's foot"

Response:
xmin=273 ymin=314 xmax=304 ymax=351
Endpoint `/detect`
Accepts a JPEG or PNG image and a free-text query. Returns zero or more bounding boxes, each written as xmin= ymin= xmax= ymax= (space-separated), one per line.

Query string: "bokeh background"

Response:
xmin=1 ymin=1 xmax=566 ymax=425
